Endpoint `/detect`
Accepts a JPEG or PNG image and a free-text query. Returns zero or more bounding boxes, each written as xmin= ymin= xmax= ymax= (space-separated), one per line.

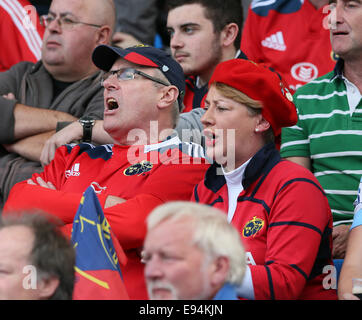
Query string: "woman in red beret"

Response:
xmin=192 ymin=59 xmax=337 ymax=300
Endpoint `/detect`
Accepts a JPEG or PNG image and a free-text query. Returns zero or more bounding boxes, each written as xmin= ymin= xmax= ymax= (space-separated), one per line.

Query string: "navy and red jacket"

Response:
xmin=192 ymin=143 xmax=337 ymax=300
xmin=4 ymin=136 xmax=209 ymax=300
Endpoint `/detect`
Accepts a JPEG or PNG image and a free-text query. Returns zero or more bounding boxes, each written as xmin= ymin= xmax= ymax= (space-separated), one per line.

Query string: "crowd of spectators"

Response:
xmin=0 ymin=0 xmax=361 ymax=301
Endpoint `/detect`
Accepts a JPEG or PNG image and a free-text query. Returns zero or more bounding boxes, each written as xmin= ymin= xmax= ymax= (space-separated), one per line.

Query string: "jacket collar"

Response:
xmin=204 ymin=143 xmax=281 ymax=193
xmin=330 ymin=58 xmax=344 ymax=81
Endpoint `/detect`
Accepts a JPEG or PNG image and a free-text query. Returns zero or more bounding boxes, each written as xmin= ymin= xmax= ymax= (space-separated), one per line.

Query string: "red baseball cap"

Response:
xmin=209 ymin=59 xmax=297 ymax=143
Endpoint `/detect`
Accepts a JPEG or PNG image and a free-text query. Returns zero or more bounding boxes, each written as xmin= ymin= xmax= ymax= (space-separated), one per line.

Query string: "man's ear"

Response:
xmin=157 ymin=86 xmax=179 ymax=110
xmin=220 ymin=23 xmax=239 ymax=48
xmin=209 ymin=256 xmax=230 ymax=287
xmin=96 ymin=25 xmax=113 ymax=45
xmin=37 ymin=276 xmax=60 ymax=300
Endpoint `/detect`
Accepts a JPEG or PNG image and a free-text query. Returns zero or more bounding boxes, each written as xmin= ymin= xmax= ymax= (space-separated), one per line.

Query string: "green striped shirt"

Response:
xmin=280 ymin=69 xmax=362 ymax=225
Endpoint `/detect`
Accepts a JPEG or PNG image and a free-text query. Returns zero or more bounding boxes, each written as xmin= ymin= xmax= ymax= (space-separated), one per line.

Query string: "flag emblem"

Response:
xmin=71 ymin=186 xmax=129 ymax=299
xmin=123 ymin=160 xmax=153 ymax=176
xmin=242 ymin=216 xmax=265 ymax=238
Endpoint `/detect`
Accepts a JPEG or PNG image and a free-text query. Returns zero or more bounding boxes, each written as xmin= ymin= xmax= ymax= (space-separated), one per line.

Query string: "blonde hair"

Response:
xmin=147 ymin=201 xmax=246 ymax=285
xmin=212 ymin=82 xmax=275 ymax=143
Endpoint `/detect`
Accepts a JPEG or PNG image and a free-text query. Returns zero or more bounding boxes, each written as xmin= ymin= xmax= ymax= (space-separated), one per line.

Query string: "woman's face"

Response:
xmin=201 ymin=85 xmax=264 ymax=170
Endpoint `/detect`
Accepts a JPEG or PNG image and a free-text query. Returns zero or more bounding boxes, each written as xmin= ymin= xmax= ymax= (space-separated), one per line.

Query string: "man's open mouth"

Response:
xmin=106 ymin=97 xmax=119 ymax=110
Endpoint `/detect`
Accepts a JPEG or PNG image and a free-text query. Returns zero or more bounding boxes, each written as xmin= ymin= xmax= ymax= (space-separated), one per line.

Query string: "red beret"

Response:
xmin=209 ymin=59 xmax=297 ymax=142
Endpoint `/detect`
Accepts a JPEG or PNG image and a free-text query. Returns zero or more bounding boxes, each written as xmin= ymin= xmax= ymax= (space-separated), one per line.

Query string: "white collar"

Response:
xmin=340 ymin=74 xmax=362 ymax=116
xmin=222 ymin=158 xmax=252 ymax=187
xmin=143 ymin=135 xmax=181 ymax=153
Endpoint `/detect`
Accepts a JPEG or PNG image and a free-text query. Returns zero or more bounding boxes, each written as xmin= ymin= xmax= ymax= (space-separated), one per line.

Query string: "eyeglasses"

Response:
xmin=101 ymin=68 xmax=170 ymax=87
xmin=40 ymin=14 xmax=102 ymax=29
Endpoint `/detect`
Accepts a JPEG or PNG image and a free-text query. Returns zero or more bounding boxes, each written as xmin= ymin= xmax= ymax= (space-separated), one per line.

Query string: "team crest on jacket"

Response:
xmin=123 ymin=161 xmax=153 ymax=176
xmin=242 ymin=216 xmax=265 ymax=238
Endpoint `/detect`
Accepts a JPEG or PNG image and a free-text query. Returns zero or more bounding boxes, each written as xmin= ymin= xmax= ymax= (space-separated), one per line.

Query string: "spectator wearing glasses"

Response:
xmin=4 ymin=45 xmax=210 ymax=299
xmin=0 ymin=0 xmax=115 ymax=207
xmin=40 ymin=0 xmax=248 ymax=156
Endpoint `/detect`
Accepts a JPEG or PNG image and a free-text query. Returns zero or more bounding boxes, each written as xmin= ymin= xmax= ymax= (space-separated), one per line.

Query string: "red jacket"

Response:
xmin=0 ymin=0 xmax=44 ymax=72
xmin=4 ymin=136 xmax=209 ymax=299
xmin=241 ymin=0 xmax=336 ymax=93
xmin=192 ymin=143 xmax=337 ymax=300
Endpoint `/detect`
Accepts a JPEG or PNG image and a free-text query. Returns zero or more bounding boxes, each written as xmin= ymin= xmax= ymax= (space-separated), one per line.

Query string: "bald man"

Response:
xmin=0 ymin=0 xmax=115 ymax=205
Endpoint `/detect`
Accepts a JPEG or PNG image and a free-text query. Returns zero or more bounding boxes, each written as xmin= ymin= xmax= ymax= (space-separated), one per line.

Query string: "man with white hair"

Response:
xmin=142 ymin=201 xmax=246 ymax=300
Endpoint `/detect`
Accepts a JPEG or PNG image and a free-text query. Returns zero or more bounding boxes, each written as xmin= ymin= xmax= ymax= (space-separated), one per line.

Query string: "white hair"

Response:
xmin=146 ymin=201 xmax=246 ymax=285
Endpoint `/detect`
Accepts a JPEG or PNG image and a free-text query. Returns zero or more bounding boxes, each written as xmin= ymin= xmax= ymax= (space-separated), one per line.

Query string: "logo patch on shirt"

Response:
xmin=90 ymin=182 xmax=107 ymax=194
xmin=123 ymin=161 xmax=153 ymax=176
xmin=291 ymin=62 xmax=318 ymax=82
xmin=242 ymin=216 xmax=265 ymax=238
xmin=65 ymin=163 xmax=80 ymax=178
xmin=261 ymin=31 xmax=286 ymax=51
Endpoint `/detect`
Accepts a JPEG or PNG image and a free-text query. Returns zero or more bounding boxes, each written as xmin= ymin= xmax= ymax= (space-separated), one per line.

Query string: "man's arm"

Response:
xmin=338 ymin=179 xmax=362 ymax=297
xmin=40 ymin=120 xmax=114 ymax=166
xmin=338 ymin=225 xmax=362 ymax=299
xmin=4 ymin=130 xmax=55 ymax=162
xmin=83 ymin=155 xmax=208 ymax=250
xmin=4 ymin=147 xmax=209 ymax=250
xmin=0 ymin=62 xmax=104 ymax=148
xmin=13 ymin=103 xmax=77 ymax=140
xmin=2 ymin=144 xmax=89 ymax=223
xmin=39 ymin=160 xmax=207 ymax=250
xmin=3 ymin=112 xmax=111 ymax=164
xmin=3 ymin=180 xmax=86 ymax=224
